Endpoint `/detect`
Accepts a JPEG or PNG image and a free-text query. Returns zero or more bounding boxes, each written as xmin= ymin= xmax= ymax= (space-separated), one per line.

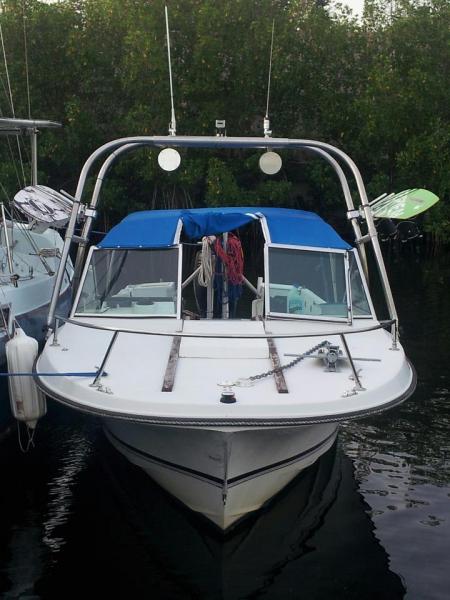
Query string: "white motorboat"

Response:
xmin=34 ymin=133 xmax=420 ymax=529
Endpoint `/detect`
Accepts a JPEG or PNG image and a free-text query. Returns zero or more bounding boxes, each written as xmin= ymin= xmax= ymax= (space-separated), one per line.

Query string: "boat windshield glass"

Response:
xmin=268 ymin=247 xmax=349 ymax=319
xmin=75 ymin=248 xmax=179 ymax=317
xmin=349 ymin=252 xmax=371 ymax=316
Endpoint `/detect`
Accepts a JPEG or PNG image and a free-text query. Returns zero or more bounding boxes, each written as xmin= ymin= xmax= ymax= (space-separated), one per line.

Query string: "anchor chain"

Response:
xmin=234 ymin=340 xmax=330 ymax=387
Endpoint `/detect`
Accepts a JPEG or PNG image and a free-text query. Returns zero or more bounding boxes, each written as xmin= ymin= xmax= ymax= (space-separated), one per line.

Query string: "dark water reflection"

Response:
xmin=0 ymin=251 xmax=448 ymax=599
xmin=341 ymin=250 xmax=450 ymax=600
xmin=0 ymin=415 xmax=405 ymax=600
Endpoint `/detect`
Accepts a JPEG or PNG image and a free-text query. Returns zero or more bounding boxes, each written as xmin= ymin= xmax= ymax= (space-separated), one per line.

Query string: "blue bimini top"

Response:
xmin=99 ymin=206 xmax=350 ymax=250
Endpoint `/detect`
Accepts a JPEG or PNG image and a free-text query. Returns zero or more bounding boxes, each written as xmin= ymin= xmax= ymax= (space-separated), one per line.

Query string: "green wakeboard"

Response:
xmin=371 ymin=188 xmax=439 ymax=220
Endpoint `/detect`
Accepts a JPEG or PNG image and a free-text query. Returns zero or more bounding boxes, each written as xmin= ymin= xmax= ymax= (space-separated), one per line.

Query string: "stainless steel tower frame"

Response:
xmin=46 ymin=136 xmax=398 ymax=343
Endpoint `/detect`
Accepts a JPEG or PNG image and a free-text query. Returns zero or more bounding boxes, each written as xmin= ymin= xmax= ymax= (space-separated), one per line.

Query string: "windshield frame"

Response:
xmin=264 ymin=243 xmax=373 ymax=322
xmin=71 ymin=245 xmax=183 ymax=319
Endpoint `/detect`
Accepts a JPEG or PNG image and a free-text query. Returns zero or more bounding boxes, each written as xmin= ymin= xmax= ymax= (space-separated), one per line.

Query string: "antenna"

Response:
xmin=165 ymin=5 xmax=176 ymax=136
xmin=22 ymin=12 xmax=31 ymax=120
xmin=259 ymin=21 xmax=282 ymax=175
xmin=158 ymin=6 xmax=181 ymax=170
xmin=264 ymin=20 xmax=275 ymax=138
xmin=23 ymin=10 xmax=37 ymax=185
xmin=0 ymin=24 xmax=26 ymax=186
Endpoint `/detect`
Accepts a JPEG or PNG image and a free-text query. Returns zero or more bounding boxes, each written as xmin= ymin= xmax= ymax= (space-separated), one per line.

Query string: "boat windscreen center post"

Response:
xmin=45 ymin=135 xmax=399 ymax=343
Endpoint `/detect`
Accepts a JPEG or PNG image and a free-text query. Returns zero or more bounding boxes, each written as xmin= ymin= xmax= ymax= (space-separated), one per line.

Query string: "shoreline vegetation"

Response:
xmin=0 ymin=0 xmax=448 ymax=247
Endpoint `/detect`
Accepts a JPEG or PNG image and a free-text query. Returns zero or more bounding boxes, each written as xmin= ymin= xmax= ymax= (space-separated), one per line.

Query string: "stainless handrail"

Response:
xmin=90 ymin=330 xmax=119 ymax=388
xmin=53 ymin=314 xmax=396 ymax=340
xmin=340 ymin=333 xmax=365 ymax=391
xmin=48 ymin=316 xmax=396 ymax=393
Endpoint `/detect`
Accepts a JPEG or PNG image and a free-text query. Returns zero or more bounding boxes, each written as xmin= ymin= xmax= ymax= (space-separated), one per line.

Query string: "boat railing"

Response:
xmin=50 ymin=316 xmax=397 ymax=392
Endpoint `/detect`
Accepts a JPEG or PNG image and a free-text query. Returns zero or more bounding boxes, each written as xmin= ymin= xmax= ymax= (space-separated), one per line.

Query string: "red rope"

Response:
xmin=214 ymin=233 xmax=244 ymax=284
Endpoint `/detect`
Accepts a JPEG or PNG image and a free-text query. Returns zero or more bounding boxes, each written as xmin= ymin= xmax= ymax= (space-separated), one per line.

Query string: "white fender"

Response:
xmin=6 ymin=328 xmax=46 ymax=429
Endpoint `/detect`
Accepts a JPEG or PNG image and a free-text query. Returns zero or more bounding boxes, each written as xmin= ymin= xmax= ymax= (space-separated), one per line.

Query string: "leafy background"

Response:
xmin=0 ymin=0 xmax=448 ymax=242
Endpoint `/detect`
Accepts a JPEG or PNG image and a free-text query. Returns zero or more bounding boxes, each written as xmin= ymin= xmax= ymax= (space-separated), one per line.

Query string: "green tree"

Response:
xmin=0 ymin=0 xmax=447 ymax=242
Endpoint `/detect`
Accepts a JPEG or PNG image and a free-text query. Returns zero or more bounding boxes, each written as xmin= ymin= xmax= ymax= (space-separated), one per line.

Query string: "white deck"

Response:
xmin=36 ymin=316 xmax=414 ymax=424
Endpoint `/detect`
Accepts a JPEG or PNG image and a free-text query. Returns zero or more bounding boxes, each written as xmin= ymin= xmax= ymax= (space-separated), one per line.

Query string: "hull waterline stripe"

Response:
xmin=228 ymin=429 xmax=337 ymax=486
xmin=104 ymin=427 xmax=222 ymax=487
xmin=104 ymin=426 xmax=338 ymax=488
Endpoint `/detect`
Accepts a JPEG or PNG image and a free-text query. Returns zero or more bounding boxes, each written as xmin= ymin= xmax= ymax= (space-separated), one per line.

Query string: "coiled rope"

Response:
xmin=198 ymin=236 xmax=214 ymax=287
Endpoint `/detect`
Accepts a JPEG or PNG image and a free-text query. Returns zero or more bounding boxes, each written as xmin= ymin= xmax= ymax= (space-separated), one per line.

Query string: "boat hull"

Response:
xmin=103 ymin=418 xmax=338 ymax=529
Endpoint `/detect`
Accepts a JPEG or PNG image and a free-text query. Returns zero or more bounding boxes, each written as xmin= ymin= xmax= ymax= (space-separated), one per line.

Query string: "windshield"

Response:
xmin=349 ymin=252 xmax=371 ymax=316
xmin=267 ymin=247 xmax=350 ymax=319
xmin=75 ymin=248 xmax=179 ymax=317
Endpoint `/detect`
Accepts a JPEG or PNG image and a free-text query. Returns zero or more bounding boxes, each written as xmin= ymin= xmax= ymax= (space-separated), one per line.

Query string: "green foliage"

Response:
xmin=205 ymin=158 xmax=241 ymax=206
xmin=250 ymin=179 xmax=294 ymax=207
xmin=0 ymin=0 xmax=447 ymax=242
xmin=204 ymin=155 xmax=294 ymax=207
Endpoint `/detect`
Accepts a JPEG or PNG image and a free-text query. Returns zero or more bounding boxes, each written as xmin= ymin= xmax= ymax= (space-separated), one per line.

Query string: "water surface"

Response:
xmin=0 ymin=251 xmax=448 ymax=599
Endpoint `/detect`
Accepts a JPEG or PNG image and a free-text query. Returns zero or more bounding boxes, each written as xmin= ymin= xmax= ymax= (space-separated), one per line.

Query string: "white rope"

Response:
xmin=198 ymin=236 xmax=214 ymax=287
xmin=17 ymin=420 xmax=36 ymax=453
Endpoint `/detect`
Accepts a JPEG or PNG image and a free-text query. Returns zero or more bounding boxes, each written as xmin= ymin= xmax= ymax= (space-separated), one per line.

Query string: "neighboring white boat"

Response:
xmin=35 ymin=134 xmax=419 ymax=529
xmin=0 ymin=118 xmax=73 ymax=363
xmin=0 ymin=118 xmax=74 ymax=433
xmin=0 ymin=217 xmax=72 ymax=356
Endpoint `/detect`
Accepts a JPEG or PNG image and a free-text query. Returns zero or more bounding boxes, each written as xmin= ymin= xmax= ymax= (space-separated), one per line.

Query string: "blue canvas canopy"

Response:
xmin=99 ymin=207 xmax=350 ymax=250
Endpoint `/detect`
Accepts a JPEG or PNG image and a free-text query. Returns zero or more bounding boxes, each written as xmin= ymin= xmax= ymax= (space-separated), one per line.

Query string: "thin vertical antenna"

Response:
xmin=0 ymin=24 xmax=26 ymax=186
xmin=165 ymin=5 xmax=176 ymax=136
xmin=23 ymin=9 xmax=36 ymax=185
xmin=0 ymin=24 xmax=15 ymax=116
xmin=23 ymin=13 xmax=31 ymax=119
xmin=264 ymin=20 xmax=275 ymax=137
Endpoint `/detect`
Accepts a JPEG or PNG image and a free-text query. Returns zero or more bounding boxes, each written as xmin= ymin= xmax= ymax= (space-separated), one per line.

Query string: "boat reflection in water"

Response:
xmin=100 ymin=438 xmax=405 ymax=599
xmin=0 ymin=408 xmax=405 ymax=598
